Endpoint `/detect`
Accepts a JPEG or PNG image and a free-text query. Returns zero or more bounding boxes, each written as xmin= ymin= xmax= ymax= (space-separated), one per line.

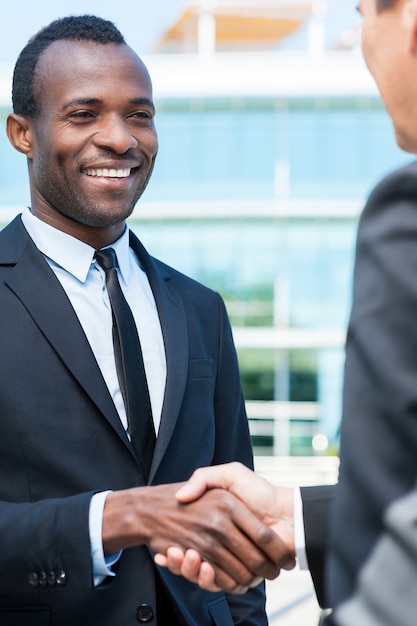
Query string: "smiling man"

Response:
xmin=0 ymin=14 xmax=292 ymax=626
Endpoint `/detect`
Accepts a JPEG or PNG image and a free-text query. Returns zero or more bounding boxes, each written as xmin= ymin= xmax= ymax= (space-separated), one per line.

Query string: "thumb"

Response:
xmin=175 ymin=463 xmax=242 ymax=502
xmin=175 ymin=475 xmax=209 ymax=502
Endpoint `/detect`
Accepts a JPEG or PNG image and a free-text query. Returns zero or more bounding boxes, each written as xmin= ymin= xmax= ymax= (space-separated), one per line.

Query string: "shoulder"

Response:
xmin=155 ymin=257 xmax=218 ymax=295
xmin=358 ymin=159 xmax=417 ymax=240
xmin=366 ymin=159 xmax=417 ymax=208
xmin=152 ymin=257 xmax=227 ymax=317
xmin=0 ymin=214 xmax=32 ymax=262
xmin=129 ymin=229 xmax=223 ymax=305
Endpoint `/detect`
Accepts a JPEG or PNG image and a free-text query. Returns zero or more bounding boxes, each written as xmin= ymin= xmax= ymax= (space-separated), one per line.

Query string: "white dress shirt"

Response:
xmin=294 ymin=487 xmax=308 ymax=569
xmin=21 ymin=208 xmax=166 ymax=583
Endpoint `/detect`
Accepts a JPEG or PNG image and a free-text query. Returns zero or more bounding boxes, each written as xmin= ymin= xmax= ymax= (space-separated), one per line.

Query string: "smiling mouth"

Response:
xmin=83 ymin=167 xmax=132 ymax=178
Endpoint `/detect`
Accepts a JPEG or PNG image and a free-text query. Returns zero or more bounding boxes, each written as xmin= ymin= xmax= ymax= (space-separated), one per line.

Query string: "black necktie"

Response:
xmin=95 ymin=248 xmax=155 ymax=480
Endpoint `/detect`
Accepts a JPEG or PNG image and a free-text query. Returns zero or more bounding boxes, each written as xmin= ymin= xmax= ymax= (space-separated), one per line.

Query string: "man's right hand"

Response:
xmin=102 ymin=479 xmax=293 ymax=594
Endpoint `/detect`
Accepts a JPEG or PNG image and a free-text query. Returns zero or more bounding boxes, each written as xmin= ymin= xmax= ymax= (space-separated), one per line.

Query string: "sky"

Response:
xmin=0 ymin=0 xmax=188 ymax=63
xmin=0 ymin=0 xmax=360 ymax=65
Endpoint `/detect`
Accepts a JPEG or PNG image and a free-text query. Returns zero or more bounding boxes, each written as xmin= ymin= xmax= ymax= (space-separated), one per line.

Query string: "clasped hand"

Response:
xmin=154 ymin=462 xmax=296 ymax=594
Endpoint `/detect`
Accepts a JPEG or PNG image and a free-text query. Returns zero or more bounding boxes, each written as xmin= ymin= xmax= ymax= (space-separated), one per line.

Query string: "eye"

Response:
xmin=69 ymin=110 xmax=95 ymax=119
xmin=131 ymin=110 xmax=153 ymax=120
xmin=128 ymin=110 xmax=155 ymax=128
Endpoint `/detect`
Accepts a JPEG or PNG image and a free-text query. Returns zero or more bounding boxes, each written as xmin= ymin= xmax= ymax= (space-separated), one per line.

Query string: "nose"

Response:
xmin=93 ymin=114 xmax=138 ymax=154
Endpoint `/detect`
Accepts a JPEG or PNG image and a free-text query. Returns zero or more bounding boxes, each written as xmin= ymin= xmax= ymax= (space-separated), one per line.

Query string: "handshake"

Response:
xmin=153 ymin=462 xmax=297 ymax=594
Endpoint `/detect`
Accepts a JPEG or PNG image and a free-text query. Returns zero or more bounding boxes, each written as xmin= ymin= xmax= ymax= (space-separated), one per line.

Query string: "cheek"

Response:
xmin=139 ymin=122 xmax=158 ymax=151
xmin=146 ymin=129 xmax=159 ymax=158
xmin=361 ymin=26 xmax=374 ymax=73
xmin=360 ymin=26 xmax=391 ymax=107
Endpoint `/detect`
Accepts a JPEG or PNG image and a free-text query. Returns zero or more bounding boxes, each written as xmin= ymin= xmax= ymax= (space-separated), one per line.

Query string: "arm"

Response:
xmin=0 ymin=494 xmax=94 ymax=592
xmin=0 ymin=481 xmax=291 ymax=595
xmin=300 ymin=484 xmax=335 ymax=608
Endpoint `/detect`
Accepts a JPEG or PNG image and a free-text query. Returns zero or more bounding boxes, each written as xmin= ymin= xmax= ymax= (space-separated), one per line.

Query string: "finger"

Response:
xmin=219 ymin=497 xmax=291 ymax=580
xmin=159 ymin=545 xmax=258 ymax=594
xmin=157 ymin=546 xmax=253 ymax=594
xmin=179 ymin=549 xmax=204 ymax=582
xmin=154 ymin=553 xmax=168 ymax=567
xmin=178 ymin=519 xmax=267 ymax=588
xmin=282 ymin=556 xmax=297 ymax=570
xmin=164 ymin=546 xmax=188 ymax=576
xmin=210 ymin=565 xmax=250 ymax=595
xmin=196 ymin=561 xmax=221 ymax=592
xmin=191 ymin=501 xmax=278 ymax=584
xmin=187 ymin=558 xmax=256 ymax=595
xmin=178 ymin=553 xmax=250 ymax=595
xmin=155 ymin=546 xmax=249 ymax=594
xmin=249 ymin=575 xmax=268 ymax=589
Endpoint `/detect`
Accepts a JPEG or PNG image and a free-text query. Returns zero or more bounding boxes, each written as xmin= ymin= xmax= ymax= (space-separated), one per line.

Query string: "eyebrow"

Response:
xmin=60 ymin=97 xmax=155 ymax=114
xmin=131 ymin=98 xmax=156 ymax=114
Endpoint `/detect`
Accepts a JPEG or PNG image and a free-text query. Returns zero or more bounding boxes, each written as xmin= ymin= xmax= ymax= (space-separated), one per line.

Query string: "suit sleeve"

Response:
xmin=301 ymin=484 xmax=335 ymax=608
xmin=0 ymin=493 xmax=94 ymax=592
xmin=334 ymin=488 xmax=417 ymax=626
xmin=327 ymin=161 xmax=417 ymax=607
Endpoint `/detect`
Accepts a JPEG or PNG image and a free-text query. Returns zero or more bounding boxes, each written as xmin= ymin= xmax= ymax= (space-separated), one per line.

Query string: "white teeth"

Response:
xmin=84 ymin=168 xmax=131 ymax=178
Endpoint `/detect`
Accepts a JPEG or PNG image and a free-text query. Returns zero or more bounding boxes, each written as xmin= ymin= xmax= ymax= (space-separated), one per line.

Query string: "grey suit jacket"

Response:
xmin=334 ymin=489 xmax=417 ymax=626
xmin=0 ymin=215 xmax=266 ymax=626
xmin=327 ymin=160 xmax=417 ymax=610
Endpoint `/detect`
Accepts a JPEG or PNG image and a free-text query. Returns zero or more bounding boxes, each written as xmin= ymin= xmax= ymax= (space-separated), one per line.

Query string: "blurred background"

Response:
xmin=0 ymin=1 xmax=411 ymax=622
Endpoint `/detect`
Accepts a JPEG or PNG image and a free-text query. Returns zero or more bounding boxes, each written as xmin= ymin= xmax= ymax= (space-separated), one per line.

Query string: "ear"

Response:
xmin=403 ymin=0 xmax=417 ymax=54
xmin=6 ymin=113 xmax=35 ymax=157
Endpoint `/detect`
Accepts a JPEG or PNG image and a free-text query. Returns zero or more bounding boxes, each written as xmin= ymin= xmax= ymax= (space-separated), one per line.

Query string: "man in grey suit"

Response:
xmin=156 ymin=0 xmax=417 ymax=622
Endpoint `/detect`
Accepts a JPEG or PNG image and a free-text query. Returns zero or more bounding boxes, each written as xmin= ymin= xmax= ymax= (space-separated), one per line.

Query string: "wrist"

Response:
xmin=271 ymin=486 xmax=295 ymax=555
xmin=102 ymin=487 xmax=151 ymax=554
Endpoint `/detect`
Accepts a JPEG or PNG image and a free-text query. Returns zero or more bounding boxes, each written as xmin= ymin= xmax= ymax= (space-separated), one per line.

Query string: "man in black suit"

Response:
xmin=156 ymin=0 xmax=417 ymax=621
xmin=0 ymin=14 xmax=294 ymax=626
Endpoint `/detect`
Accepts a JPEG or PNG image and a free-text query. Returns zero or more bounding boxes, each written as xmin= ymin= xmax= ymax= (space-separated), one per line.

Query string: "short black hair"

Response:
xmin=12 ymin=15 xmax=126 ymax=117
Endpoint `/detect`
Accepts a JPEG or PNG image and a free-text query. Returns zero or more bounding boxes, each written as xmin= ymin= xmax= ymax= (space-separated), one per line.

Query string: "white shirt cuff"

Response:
xmin=89 ymin=491 xmax=122 ymax=586
xmin=294 ymin=486 xmax=309 ymax=570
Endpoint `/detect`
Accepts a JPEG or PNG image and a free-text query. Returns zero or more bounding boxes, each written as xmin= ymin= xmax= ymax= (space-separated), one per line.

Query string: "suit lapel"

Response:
xmin=1 ymin=218 xmax=131 ymax=451
xmin=0 ymin=218 xmax=190 ymax=474
xmin=129 ymin=232 xmax=189 ymax=480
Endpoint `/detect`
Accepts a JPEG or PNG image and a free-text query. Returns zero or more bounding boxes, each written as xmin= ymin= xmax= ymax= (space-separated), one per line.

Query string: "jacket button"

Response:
xmin=136 ymin=604 xmax=154 ymax=623
xmin=56 ymin=570 xmax=67 ymax=586
xmin=28 ymin=572 xmax=39 ymax=587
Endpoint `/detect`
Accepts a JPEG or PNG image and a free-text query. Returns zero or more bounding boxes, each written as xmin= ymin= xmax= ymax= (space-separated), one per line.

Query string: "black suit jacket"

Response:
xmin=301 ymin=484 xmax=335 ymax=607
xmin=326 ymin=160 xmax=417 ymax=610
xmin=0 ymin=216 xmax=266 ymax=625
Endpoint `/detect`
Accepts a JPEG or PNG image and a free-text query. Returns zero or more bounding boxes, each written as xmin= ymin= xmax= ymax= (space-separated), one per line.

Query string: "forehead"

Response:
xmin=35 ymin=39 xmax=153 ymax=109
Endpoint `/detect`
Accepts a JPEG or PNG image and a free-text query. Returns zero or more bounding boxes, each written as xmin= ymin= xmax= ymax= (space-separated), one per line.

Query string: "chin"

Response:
xmin=394 ymin=126 xmax=417 ymax=155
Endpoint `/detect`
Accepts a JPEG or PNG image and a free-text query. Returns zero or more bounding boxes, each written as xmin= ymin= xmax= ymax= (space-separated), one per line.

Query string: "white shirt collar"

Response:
xmin=21 ymin=207 xmax=130 ymax=284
